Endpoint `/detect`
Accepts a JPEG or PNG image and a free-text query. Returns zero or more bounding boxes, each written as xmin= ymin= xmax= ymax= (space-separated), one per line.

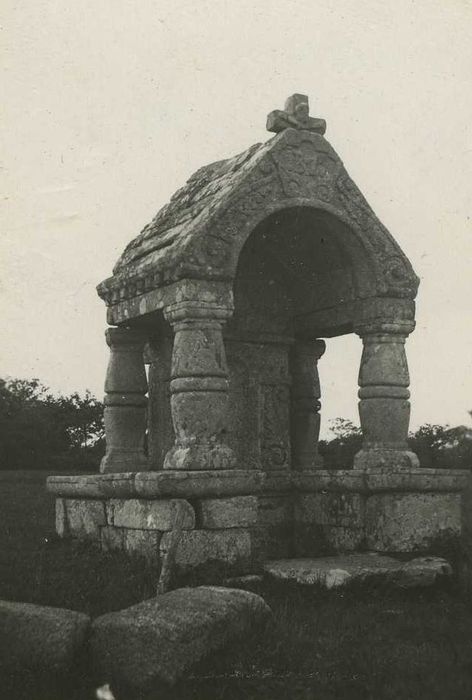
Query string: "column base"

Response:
xmin=163 ymin=443 xmax=237 ymax=471
xmin=353 ymin=448 xmax=420 ymax=471
xmin=100 ymin=449 xmax=148 ymax=474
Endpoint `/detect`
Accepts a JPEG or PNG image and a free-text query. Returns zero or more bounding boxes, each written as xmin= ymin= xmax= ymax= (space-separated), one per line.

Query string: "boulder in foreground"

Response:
xmin=0 ymin=600 xmax=90 ymax=671
xmin=91 ymin=586 xmax=271 ymax=688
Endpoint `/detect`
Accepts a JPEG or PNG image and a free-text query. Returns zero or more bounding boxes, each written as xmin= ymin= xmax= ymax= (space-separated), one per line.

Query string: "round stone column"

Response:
xmin=290 ymin=338 xmax=326 ymax=470
xmin=100 ymin=327 xmax=148 ymax=473
xmin=163 ymin=302 xmax=236 ymax=471
xmin=354 ymin=321 xmax=419 ymax=471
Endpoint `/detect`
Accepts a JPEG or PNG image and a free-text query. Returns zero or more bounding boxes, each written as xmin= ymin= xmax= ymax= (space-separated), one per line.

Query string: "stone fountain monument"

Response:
xmin=48 ymin=95 xmax=467 ymax=570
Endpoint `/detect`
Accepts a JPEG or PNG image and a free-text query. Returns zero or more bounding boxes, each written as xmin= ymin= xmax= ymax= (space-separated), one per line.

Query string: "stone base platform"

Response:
xmin=47 ymin=467 xmax=469 ymax=572
xmin=292 ymin=468 xmax=468 ymax=555
xmin=47 ymin=470 xmax=285 ymax=572
xmin=264 ymin=553 xmax=453 ymax=589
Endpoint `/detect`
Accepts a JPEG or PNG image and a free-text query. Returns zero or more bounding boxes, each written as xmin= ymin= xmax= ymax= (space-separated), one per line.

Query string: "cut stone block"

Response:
xmin=252 ymin=523 xmax=292 ymax=560
xmin=365 ymin=492 xmax=461 ymax=551
xmin=295 ymin=492 xmax=364 ymax=528
xmin=101 ymin=525 xmax=125 ymax=553
xmin=257 ymin=496 xmax=293 ymax=525
xmin=294 ymin=522 xmax=365 ymax=557
xmin=108 ymin=498 xmax=195 ymax=530
xmin=197 ymin=496 xmax=258 ymax=529
xmin=124 ymin=529 xmax=161 ymax=563
xmin=90 ymin=586 xmax=271 ymax=688
xmin=60 ymin=499 xmax=106 ymax=540
xmin=0 ymin=601 xmax=90 ymax=671
xmin=264 ymin=554 xmax=453 ymax=589
xmin=160 ymin=529 xmax=251 ymax=568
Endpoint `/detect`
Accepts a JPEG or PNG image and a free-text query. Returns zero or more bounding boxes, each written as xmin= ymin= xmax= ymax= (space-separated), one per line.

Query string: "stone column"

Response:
xmin=291 ymin=338 xmax=326 ymax=470
xmin=354 ymin=321 xmax=419 ymax=471
xmin=100 ymin=327 xmax=148 ymax=473
xmin=163 ymin=302 xmax=237 ymax=471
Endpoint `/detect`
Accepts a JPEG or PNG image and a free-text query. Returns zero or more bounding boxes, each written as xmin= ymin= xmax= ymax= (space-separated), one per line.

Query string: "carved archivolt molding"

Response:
xmin=97 ymin=129 xmax=419 ymax=310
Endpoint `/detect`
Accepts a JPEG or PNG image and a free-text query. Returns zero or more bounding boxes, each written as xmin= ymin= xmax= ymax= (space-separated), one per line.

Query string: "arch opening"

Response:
xmin=223 ymin=206 xmax=373 ymax=472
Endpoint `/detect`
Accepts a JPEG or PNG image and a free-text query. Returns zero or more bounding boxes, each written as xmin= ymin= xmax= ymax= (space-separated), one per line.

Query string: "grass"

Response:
xmin=175 ymin=582 xmax=472 ymax=700
xmin=2 ymin=477 xmax=472 ymax=699
xmin=2 ymin=539 xmax=472 ymax=700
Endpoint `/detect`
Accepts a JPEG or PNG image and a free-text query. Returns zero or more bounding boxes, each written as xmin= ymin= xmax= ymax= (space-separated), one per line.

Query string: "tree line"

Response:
xmin=319 ymin=417 xmax=472 ymax=470
xmin=0 ymin=377 xmax=470 ymax=471
xmin=0 ymin=378 xmax=104 ymax=471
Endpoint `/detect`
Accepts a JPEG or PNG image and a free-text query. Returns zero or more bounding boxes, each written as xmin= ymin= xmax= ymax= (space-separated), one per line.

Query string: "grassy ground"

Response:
xmin=176 ymin=582 xmax=472 ymax=700
xmin=2 ymin=538 xmax=472 ymax=700
xmin=2 ymin=478 xmax=472 ymax=699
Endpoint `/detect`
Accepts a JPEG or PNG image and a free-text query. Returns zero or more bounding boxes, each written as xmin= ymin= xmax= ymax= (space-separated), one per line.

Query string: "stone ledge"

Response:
xmin=47 ymin=470 xmax=266 ymax=499
xmin=47 ymin=468 xmax=469 ymax=502
xmin=48 ymin=473 xmax=137 ymax=498
xmin=293 ymin=468 xmax=469 ymax=494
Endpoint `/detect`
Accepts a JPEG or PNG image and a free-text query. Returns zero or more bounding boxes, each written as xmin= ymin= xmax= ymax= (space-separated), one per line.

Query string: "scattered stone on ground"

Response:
xmin=0 ymin=600 xmax=90 ymax=671
xmin=90 ymin=586 xmax=271 ymax=689
xmin=264 ymin=553 xmax=453 ymax=589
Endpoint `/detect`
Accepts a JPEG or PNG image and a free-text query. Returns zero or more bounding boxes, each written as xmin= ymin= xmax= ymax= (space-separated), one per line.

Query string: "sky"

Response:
xmin=1 ymin=0 xmax=471 ymax=436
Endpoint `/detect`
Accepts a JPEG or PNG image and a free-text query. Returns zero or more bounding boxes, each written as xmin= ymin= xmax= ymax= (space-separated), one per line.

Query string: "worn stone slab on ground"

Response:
xmin=264 ymin=554 xmax=453 ymax=589
xmin=90 ymin=586 xmax=271 ymax=688
xmin=0 ymin=600 xmax=90 ymax=671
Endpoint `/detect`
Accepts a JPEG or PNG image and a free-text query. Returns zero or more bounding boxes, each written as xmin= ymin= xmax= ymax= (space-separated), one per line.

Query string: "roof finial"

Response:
xmin=266 ymin=94 xmax=326 ymax=135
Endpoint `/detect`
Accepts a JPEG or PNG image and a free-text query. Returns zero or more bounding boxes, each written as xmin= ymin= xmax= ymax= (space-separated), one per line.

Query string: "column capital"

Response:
xmin=104 ymin=326 xmax=148 ymax=349
xmin=163 ymin=301 xmax=234 ymax=326
xmin=293 ymin=337 xmax=326 ymax=360
xmin=354 ymin=320 xmax=415 ymax=339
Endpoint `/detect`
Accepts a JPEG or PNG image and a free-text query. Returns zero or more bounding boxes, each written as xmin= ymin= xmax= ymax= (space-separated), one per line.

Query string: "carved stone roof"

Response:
xmin=97 ymin=128 xmax=419 ymax=310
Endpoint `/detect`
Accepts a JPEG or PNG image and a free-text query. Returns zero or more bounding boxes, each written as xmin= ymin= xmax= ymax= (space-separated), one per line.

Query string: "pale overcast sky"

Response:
xmin=1 ymin=0 xmax=471 ymax=435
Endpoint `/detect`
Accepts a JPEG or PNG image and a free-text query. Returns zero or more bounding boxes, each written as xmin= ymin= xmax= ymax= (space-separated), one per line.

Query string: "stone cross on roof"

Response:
xmin=266 ymin=93 xmax=326 ymax=135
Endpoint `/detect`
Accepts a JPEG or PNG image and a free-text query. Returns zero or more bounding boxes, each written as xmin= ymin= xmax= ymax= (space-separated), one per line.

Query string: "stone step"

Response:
xmin=264 ymin=553 xmax=453 ymax=590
